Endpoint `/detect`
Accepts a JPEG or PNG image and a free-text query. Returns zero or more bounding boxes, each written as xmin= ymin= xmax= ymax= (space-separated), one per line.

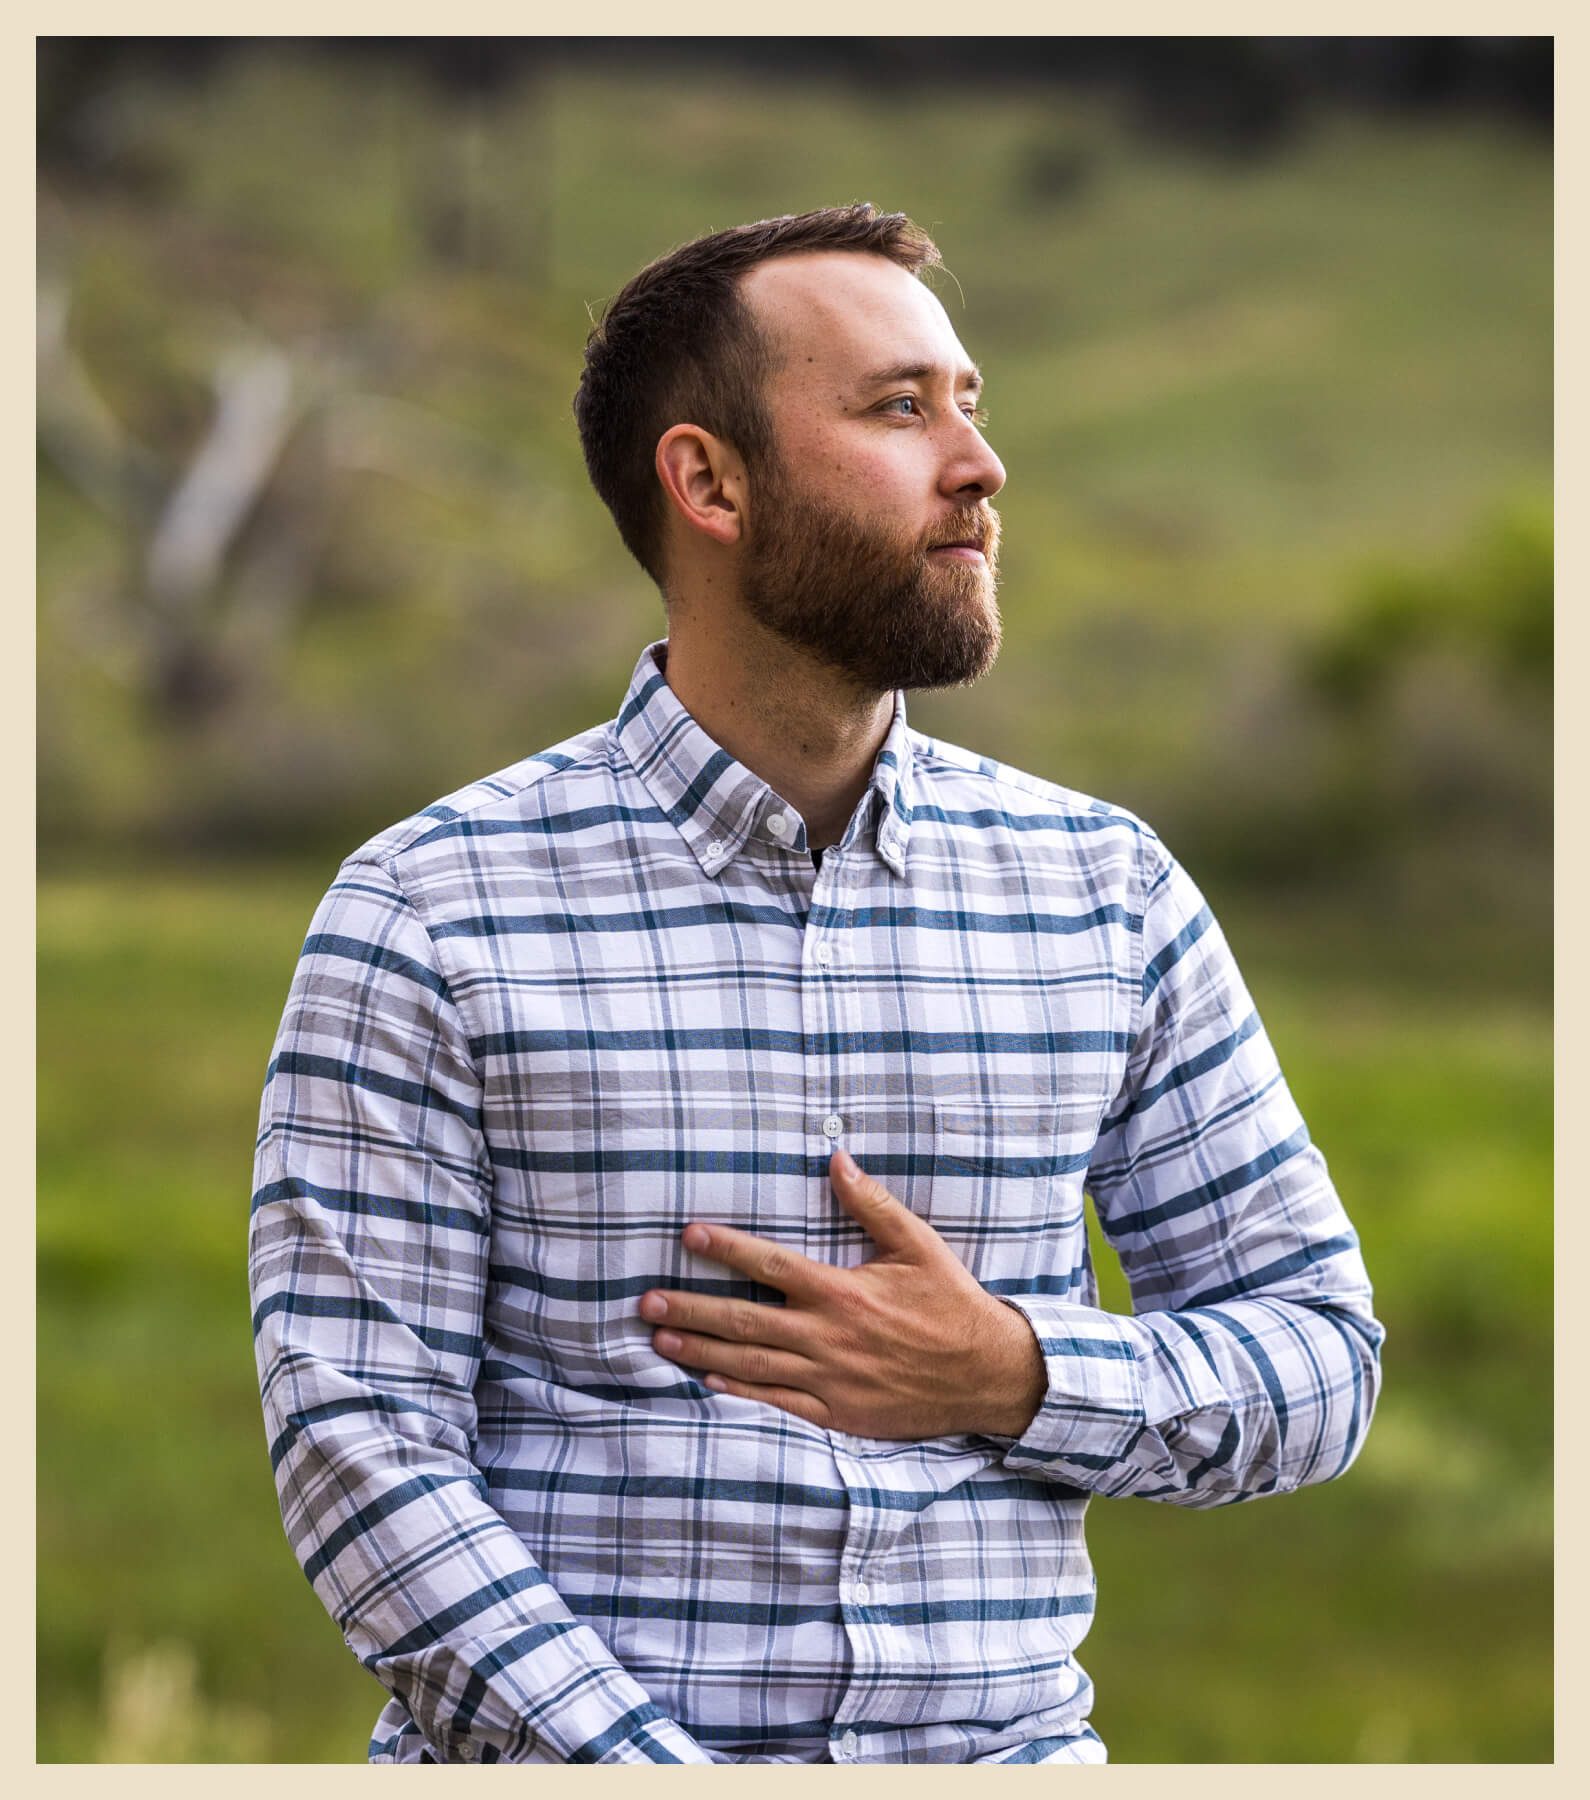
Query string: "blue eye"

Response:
xmin=885 ymin=396 xmax=920 ymax=416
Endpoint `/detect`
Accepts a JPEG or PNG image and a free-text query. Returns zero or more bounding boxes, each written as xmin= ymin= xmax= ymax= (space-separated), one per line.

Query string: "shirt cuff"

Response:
xmin=990 ymin=1296 xmax=1150 ymax=1471
xmin=595 ymin=1716 xmax=723 ymax=1764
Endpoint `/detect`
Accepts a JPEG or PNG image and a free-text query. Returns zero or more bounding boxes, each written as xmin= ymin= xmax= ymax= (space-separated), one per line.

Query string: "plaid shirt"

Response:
xmin=250 ymin=640 xmax=1382 ymax=1765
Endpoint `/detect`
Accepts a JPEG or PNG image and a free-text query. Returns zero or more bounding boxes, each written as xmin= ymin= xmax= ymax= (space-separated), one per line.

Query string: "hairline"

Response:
xmin=728 ymin=245 xmax=942 ymax=388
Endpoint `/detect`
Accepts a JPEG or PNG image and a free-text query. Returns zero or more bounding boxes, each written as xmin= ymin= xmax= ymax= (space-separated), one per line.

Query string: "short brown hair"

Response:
xmin=573 ymin=204 xmax=941 ymax=585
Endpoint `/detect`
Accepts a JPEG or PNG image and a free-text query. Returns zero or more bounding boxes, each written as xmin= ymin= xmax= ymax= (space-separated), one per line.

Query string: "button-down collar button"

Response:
xmin=705 ymin=839 xmax=724 ymax=862
xmin=822 ymin=1114 xmax=844 ymax=1139
xmin=766 ymin=811 xmax=790 ymax=839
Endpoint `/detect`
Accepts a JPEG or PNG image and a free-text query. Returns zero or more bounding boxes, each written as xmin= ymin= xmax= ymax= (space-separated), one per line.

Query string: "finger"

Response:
xmin=651 ymin=1327 xmax=818 ymax=1392
xmin=698 ymin=1373 xmax=832 ymax=1430
xmin=639 ymin=1287 xmax=811 ymax=1352
xmin=828 ymin=1149 xmax=927 ymax=1255
xmin=678 ymin=1222 xmax=826 ymax=1299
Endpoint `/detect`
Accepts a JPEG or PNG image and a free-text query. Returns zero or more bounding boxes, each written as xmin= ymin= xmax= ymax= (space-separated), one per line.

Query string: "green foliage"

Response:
xmin=1308 ymin=500 xmax=1552 ymax=710
xmin=1184 ymin=499 xmax=1551 ymax=921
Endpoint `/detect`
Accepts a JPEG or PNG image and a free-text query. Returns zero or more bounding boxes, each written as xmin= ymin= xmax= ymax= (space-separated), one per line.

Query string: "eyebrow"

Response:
xmin=856 ymin=360 xmax=984 ymax=397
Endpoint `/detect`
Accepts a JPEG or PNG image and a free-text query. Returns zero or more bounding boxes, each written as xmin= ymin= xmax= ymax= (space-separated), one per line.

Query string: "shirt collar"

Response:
xmin=614 ymin=640 xmax=914 ymax=879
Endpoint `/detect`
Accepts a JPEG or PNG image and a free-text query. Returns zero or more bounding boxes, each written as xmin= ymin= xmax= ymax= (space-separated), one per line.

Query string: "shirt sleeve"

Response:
xmin=248 ymin=856 xmax=718 ymax=1764
xmin=995 ymin=832 xmax=1384 ymax=1505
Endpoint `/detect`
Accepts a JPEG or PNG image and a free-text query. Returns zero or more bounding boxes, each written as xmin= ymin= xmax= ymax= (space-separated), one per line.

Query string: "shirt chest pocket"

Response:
xmin=926 ymin=1098 xmax=1098 ymax=1297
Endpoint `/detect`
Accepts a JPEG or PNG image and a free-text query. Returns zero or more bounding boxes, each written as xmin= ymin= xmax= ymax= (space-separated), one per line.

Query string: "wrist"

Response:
xmin=973 ymin=1296 xmax=1047 ymax=1438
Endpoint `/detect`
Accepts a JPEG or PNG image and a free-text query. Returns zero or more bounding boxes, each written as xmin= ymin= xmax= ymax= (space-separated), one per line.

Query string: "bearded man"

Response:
xmin=249 ymin=205 xmax=1382 ymax=1765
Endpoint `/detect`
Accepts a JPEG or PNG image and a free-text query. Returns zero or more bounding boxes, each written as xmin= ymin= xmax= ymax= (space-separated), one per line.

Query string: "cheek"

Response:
xmin=822 ymin=450 xmax=919 ymax=510
xmin=772 ymin=420 xmax=928 ymax=520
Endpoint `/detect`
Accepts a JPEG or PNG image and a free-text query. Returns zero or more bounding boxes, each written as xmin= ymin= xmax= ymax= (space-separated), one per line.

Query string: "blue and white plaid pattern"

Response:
xmin=250 ymin=640 xmax=1382 ymax=1764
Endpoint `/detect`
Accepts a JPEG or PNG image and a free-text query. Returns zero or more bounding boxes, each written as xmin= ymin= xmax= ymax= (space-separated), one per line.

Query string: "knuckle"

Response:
xmin=826 ymin=1400 xmax=859 ymax=1434
xmin=742 ymin=1345 xmax=773 ymax=1381
xmin=728 ymin=1302 xmax=761 ymax=1340
xmin=760 ymin=1245 xmax=791 ymax=1283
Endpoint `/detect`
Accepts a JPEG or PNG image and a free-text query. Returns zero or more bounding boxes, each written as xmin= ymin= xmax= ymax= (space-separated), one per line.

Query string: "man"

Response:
xmin=249 ymin=204 xmax=1382 ymax=1765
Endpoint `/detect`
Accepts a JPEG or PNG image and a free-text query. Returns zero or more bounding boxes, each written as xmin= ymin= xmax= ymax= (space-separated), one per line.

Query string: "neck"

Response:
xmin=661 ymin=607 xmax=894 ymax=851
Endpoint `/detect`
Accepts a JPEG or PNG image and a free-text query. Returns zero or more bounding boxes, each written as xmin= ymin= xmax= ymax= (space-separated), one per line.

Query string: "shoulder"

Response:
xmin=906 ymin=729 xmax=1171 ymax=878
xmin=336 ymin=720 xmax=622 ymax=894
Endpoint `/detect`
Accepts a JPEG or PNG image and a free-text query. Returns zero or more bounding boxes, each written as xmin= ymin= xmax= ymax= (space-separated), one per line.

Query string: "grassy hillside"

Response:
xmin=39 ymin=56 xmax=1550 ymax=909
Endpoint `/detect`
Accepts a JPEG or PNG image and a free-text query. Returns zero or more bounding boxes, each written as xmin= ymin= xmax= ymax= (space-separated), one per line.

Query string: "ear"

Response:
xmin=655 ymin=424 xmax=747 ymax=550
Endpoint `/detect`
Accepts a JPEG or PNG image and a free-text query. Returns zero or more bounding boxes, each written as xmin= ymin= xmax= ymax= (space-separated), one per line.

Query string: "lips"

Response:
xmin=925 ymin=511 xmax=992 ymax=555
xmin=924 ymin=506 xmax=1000 ymax=568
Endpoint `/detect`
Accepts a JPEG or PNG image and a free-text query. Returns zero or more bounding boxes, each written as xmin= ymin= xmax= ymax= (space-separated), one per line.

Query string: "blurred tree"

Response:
xmin=1307 ymin=502 xmax=1552 ymax=709
xmin=39 ymin=272 xmax=307 ymax=725
xmin=1190 ymin=501 xmax=1551 ymax=909
xmin=37 ymin=274 xmax=529 ymax=731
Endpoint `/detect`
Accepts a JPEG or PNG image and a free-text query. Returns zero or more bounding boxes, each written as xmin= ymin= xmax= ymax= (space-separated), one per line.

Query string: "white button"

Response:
xmin=766 ymin=811 xmax=790 ymax=839
xmin=852 ymin=1582 xmax=870 ymax=1604
xmin=705 ymin=840 xmax=724 ymax=861
xmin=822 ymin=1114 xmax=844 ymax=1139
xmin=815 ymin=943 xmax=833 ymax=967
xmin=841 ymin=1730 xmax=859 ymax=1758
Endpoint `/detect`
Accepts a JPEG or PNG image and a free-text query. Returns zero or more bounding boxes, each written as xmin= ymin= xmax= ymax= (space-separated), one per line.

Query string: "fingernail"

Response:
xmin=655 ymin=1331 xmax=682 ymax=1355
xmin=639 ymin=1293 xmax=667 ymax=1321
xmin=704 ymin=1375 xmax=727 ymax=1392
xmin=834 ymin=1148 xmax=858 ymax=1179
xmin=682 ymin=1224 xmax=710 ymax=1252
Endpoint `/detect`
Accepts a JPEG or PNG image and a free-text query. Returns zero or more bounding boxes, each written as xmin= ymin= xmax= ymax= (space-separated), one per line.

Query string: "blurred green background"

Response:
xmin=37 ymin=40 xmax=1551 ymax=1763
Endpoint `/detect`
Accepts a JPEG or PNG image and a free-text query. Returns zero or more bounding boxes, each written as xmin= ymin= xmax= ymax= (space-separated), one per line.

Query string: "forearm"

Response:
xmin=1004 ymin=836 xmax=1385 ymax=1504
xmin=262 ymin=1339 xmax=714 ymax=1761
xmin=994 ymin=1285 xmax=1381 ymax=1504
xmin=254 ymin=1170 xmax=717 ymax=1764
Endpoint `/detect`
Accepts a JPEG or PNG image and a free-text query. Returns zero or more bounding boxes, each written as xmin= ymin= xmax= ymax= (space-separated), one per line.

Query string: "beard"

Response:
xmin=737 ymin=460 xmax=1003 ymax=695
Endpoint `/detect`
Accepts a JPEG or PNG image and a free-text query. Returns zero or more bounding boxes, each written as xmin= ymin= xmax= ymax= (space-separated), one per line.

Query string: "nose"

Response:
xmin=940 ymin=412 xmax=1006 ymax=501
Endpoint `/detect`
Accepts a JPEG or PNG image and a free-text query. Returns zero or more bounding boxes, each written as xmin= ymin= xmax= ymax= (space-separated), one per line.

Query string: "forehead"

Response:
xmin=739 ymin=251 xmax=972 ymax=388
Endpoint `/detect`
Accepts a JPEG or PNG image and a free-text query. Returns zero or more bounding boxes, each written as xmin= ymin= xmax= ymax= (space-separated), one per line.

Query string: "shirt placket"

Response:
xmin=801 ymin=835 xmax=895 ymax=1763
xmin=802 ymin=838 xmax=855 ymax=1264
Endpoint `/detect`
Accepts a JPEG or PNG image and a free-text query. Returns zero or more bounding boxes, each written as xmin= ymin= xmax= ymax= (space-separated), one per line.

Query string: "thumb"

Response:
xmin=829 ymin=1149 xmax=922 ymax=1255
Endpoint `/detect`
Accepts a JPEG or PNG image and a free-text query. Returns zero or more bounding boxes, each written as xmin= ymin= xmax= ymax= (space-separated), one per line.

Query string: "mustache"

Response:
xmin=923 ymin=507 xmax=1000 ymax=553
